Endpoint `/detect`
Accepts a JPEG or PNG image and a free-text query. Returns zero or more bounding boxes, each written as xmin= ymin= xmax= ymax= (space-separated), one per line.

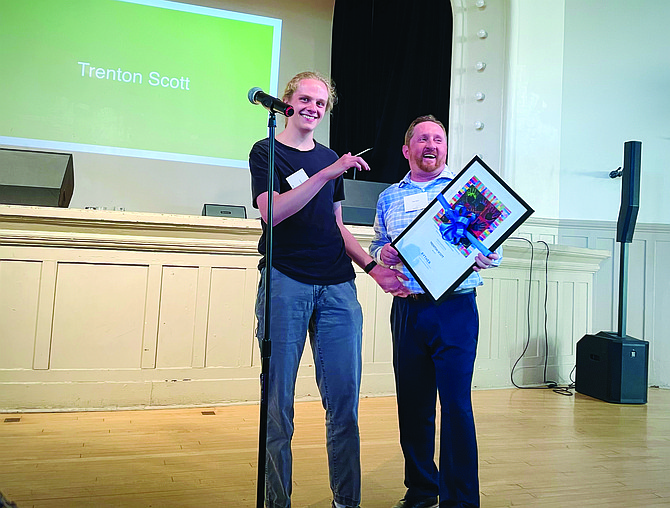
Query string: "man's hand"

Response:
xmin=380 ymin=243 xmax=402 ymax=267
xmin=472 ymin=252 xmax=499 ymax=272
xmin=369 ymin=264 xmax=410 ymax=297
xmin=321 ymin=152 xmax=370 ymax=181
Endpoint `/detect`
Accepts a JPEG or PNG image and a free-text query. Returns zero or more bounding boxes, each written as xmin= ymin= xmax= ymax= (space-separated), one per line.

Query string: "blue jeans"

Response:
xmin=391 ymin=291 xmax=480 ymax=508
xmin=255 ymin=268 xmax=363 ymax=508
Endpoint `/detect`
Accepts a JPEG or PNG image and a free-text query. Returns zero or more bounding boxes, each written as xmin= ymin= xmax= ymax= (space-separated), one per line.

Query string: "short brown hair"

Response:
xmin=404 ymin=115 xmax=447 ymax=146
xmin=282 ymin=71 xmax=338 ymax=112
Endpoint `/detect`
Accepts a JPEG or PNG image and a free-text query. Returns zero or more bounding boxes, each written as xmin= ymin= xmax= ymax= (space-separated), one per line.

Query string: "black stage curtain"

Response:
xmin=330 ymin=0 xmax=453 ymax=184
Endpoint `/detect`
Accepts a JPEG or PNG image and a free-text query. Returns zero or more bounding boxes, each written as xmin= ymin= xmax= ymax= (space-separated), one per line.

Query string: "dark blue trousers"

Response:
xmin=391 ymin=291 xmax=480 ymax=508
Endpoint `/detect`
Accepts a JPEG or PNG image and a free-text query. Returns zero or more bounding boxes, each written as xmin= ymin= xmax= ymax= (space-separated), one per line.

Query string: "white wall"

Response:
xmin=458 ymin=0 xmax=669 ymax=388
xmin=559 ymin=0 xmax=670 ymax=224
xmin=503 ymin=0 xmax=564 ymax=219
xmin=505 ymin=0 xmax=670 ymax=224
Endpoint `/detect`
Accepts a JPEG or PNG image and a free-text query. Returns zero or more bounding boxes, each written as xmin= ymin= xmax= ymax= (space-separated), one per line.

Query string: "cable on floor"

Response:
xmin=508 ymin=237 xmax=573 ymax=395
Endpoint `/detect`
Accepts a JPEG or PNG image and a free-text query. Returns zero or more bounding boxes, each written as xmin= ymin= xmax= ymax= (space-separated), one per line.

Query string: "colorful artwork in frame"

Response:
xmin=432 ymin=175 xmax=511 ymax=258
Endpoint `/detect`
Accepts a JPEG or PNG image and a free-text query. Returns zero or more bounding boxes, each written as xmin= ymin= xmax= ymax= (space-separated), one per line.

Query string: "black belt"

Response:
xmin=406 ymin=288 xmax=475 ymax=303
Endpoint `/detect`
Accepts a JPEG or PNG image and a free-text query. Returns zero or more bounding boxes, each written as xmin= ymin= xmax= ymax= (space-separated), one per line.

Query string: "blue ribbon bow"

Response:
xmin=436 ymin=193 xmax=492 ymax=256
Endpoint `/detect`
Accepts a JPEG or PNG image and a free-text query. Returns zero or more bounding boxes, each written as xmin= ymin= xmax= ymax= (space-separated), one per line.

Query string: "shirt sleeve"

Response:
xmin=333 ymin=175 xmax=345 ymax=203
xmin=491 ymin=245 xmax=503 ymax=266
xmin=248 ymin=140 xmax=280 ymax=209
xmin=369 ymin=192 xmax=391 ymax=262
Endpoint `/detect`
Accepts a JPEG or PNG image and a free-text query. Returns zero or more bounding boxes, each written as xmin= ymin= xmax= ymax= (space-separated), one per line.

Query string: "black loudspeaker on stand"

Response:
xmin=575 ymin=141 xmax=649 ymax=404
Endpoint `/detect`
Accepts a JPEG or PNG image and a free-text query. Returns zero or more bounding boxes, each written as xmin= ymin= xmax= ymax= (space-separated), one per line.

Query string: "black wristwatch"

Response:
xmin=364 ymin=260 xmax=377 ymax=274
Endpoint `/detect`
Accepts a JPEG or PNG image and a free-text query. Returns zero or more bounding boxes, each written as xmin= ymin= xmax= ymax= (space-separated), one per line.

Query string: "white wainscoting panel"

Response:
xmin=0 ymin=206 xmax=611 ymax=410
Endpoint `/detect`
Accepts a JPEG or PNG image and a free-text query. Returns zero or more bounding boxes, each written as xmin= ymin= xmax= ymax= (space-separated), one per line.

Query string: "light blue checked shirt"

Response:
xmin=370 ymin=166 xmax=501 ymax=294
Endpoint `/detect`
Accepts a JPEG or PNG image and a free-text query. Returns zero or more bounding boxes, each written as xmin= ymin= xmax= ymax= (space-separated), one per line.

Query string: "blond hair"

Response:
xmin=282 ymin=71 xmax=338 ymax=112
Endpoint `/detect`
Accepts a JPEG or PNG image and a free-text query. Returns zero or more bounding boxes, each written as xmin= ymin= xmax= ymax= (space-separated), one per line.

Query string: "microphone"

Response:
xmin=248 ymin=87 xmax=294 ymax=117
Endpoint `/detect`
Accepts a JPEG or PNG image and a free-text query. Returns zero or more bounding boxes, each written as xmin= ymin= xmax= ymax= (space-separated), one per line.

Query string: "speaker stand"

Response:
xmin=576 ymin=141 xmax=648 ymax=404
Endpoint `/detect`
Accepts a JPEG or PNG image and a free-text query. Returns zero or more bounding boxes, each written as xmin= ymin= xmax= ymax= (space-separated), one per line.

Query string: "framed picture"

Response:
xmin=392 ymin=156 xmax=534 ymax=303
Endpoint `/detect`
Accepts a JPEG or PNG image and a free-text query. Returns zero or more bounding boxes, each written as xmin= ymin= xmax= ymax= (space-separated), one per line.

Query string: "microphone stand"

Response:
xmin=256 ymin=110 xmax=276 ymax=508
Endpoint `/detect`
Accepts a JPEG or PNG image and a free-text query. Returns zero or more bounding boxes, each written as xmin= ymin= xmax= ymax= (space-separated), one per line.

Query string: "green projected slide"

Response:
xmin=0 ymin=0 xmax=282 ymax=167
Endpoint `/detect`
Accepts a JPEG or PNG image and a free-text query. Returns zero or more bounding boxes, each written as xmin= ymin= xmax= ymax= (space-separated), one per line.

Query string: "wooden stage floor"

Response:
xmin=1 ymin=388 xmax=669 ymax=507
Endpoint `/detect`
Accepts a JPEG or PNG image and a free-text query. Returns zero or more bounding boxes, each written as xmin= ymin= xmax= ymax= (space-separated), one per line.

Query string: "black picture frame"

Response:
xmin=391 ymin=156 xmax=534 ymax=303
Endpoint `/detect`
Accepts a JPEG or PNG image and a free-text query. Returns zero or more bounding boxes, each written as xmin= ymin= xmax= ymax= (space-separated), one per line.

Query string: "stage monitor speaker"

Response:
xmin=616 ymin=140 xmax=641 ymax=243
xmin=202 ymin=204 xmax=246 ymax=218
xmin=575 ymin=332 xmax=648 ymax=404
xmin=0 ymin=148 xmax=74 ymax=207
xmin=342 ymin=179 xmax=390 ymax=226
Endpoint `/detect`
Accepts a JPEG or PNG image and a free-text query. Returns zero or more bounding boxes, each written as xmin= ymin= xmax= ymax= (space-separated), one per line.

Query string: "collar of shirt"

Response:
xmin=398 ymin=165 xmax=457 ymax=188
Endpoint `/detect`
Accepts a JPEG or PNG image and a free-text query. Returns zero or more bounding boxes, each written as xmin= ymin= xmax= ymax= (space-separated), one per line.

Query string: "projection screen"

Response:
xmin=0 ymin=0 xmax=282 ymax=168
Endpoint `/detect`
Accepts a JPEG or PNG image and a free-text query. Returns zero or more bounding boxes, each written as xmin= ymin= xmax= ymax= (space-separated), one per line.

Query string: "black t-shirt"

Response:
xmin=249 ymin=138 xmax=355 ymax=285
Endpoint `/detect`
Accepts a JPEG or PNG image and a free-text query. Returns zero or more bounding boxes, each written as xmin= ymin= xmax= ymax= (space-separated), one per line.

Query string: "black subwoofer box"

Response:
xmin=576 ymin=332 xmax=649 ymax=404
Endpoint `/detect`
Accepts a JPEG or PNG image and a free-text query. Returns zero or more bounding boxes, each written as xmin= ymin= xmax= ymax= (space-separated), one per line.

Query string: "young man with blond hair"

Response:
xmin=249 ymin=71 xmax=409 ymax=508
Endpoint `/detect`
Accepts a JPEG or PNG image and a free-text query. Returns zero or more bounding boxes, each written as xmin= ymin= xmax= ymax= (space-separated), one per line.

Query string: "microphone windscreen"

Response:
xmin=247 ymin=87 xmax=262 ymax=104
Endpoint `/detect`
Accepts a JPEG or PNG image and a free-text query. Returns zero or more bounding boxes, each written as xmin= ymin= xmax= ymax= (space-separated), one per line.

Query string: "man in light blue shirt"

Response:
xmin=370 ymin=115 xmax=500 ymax=508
